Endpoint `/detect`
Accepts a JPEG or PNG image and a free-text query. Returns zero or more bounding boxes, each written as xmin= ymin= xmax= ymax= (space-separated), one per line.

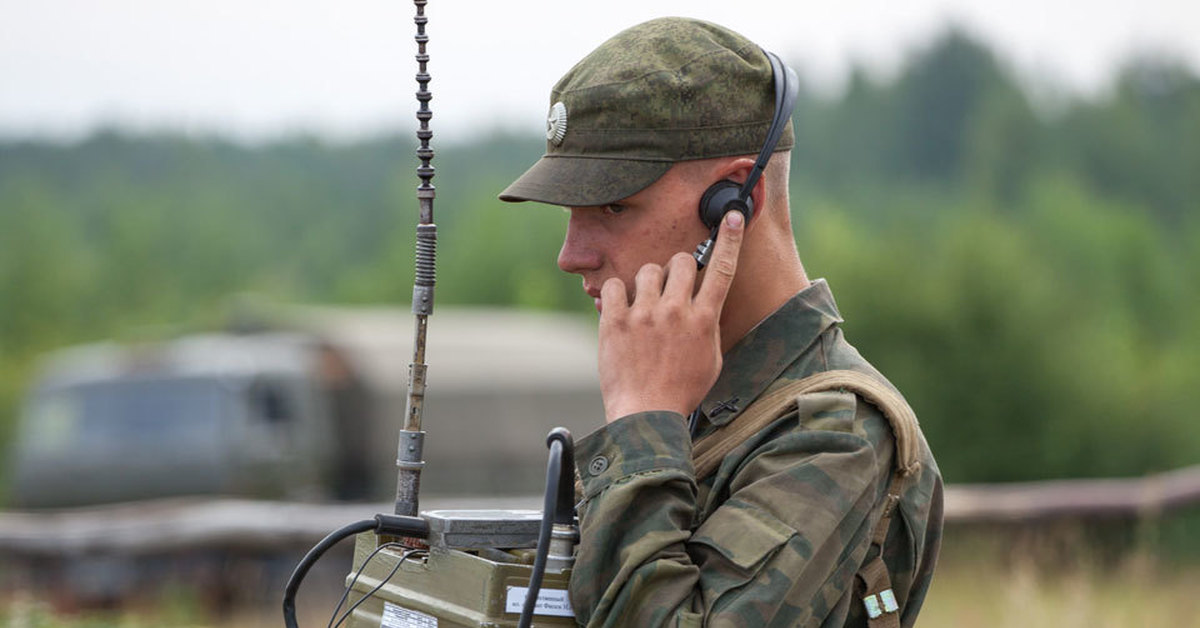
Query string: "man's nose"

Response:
xmin=557 ymin=214 xmax=603 ymax=275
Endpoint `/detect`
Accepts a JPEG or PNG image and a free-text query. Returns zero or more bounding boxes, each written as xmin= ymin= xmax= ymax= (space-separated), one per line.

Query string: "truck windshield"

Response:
xmin=24 ymin=377 xmax=226 ymax=455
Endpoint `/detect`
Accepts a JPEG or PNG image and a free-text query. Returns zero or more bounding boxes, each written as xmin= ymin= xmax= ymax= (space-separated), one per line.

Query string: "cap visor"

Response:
xmin=499 ymin=155 xmax=672 ymax=207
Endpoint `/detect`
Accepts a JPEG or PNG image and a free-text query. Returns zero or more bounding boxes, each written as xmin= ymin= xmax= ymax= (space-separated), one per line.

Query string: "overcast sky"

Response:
xmin=2 ymin=0 xmax=1198 ymax=143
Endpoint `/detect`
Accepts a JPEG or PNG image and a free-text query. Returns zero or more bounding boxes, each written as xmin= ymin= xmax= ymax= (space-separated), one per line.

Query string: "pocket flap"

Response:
xmin=691 ymin=504 xmax=795 ymax=570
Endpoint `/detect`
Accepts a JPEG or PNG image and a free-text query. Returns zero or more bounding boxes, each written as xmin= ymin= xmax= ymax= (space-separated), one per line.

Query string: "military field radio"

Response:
xmin=282 ymin=2 xmax=579 ymax=626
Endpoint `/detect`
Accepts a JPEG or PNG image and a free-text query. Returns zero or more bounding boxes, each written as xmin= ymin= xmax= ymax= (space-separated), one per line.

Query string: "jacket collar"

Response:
xmin=697 ymin=279 xmax=844 ymax=428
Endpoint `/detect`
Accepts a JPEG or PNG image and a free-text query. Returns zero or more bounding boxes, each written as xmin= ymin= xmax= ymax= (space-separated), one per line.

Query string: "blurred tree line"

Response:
xmin=0 ymin=30 xmax=1197 ymax=490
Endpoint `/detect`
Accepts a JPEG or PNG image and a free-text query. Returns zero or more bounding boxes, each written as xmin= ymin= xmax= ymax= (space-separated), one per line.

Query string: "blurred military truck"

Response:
xmin=7 ymin=307 xmax=603 ymax=508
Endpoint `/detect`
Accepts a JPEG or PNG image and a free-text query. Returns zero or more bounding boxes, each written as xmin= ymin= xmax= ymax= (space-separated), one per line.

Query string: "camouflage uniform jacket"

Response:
xmin=570 ymin=279 xmax=943 ymax=627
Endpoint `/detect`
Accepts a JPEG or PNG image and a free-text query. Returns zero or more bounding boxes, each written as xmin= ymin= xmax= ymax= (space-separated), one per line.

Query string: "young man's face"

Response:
xmin=557 ymin=162 xmax=713 ymax=313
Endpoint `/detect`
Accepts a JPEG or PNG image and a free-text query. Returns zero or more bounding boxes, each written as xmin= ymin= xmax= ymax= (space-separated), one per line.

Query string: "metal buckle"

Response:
xmin=862 ymin=594 xmax=882 ymax=619
xmin=880 ymin=588 xmax=899 ymax=613
xmin=862 ymin=588 xmax=899 ymax=619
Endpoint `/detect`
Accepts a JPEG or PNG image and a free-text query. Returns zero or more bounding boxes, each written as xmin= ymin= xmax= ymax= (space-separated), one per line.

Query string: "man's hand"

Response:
xmin=598 ymin=211 xmax=745 ymax=423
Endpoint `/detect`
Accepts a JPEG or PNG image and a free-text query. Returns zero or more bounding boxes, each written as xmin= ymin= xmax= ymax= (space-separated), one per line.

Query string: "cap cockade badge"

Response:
xmin=546 ymin=101 xmax=568 ymax=146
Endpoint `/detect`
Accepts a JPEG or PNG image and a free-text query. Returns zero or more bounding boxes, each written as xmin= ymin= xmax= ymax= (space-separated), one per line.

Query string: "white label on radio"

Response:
xmin=505 ymin=586 xmax=575 ymax=617
xmin=381 ymin=601 xmax=437 ymax=628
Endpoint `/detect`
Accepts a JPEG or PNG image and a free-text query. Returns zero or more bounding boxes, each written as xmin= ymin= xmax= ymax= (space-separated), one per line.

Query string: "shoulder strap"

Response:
xmin=691 ymin=369 xmax=921 ymax=628
xmin=692 ymin=369 xmax=922 ymax=482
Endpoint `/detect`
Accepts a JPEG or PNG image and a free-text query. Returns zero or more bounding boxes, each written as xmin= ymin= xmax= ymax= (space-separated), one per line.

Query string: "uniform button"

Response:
xmin=588 ymin=455 xmax=609 ymax=476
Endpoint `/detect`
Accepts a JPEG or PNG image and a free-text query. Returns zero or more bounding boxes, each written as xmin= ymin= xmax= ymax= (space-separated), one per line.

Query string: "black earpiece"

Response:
xmin=699 ymin=179 xmax=752 ymax=230
xmin=693 ymin=50 xmax=799 ymax=268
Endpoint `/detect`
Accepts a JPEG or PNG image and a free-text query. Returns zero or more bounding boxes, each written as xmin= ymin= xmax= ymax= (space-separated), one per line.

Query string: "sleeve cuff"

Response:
xmin=574 ymin=410 xmax=694 ymax=499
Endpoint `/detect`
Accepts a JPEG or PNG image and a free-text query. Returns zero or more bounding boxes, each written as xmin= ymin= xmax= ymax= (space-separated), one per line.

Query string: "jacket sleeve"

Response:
xmin=569 ymin=401 xmax=890 ymax=627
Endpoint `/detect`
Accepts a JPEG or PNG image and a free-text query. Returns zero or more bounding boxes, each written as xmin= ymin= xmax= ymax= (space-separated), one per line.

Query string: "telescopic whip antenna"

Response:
xmin=394 ymin=0 xmax=436 ymax=518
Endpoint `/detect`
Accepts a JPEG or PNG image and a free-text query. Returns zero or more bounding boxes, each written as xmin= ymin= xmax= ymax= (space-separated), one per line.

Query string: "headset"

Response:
xmin=693 ymin=50 xmax=800 ymax=268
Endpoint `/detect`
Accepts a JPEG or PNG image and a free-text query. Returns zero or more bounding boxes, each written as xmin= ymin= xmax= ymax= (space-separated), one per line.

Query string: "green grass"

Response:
xmin=922 ymin=555 xmax=1200 ymax=627
xmin=6 ymin=540 xmax=1200 ymax=627
xmin=7 ymin=561 xmax=1200 ymax=627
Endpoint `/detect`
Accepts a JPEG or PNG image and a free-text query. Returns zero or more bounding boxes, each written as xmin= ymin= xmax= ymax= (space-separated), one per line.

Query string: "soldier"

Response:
xmin=500 ymin=17 xmax=942 ymax=627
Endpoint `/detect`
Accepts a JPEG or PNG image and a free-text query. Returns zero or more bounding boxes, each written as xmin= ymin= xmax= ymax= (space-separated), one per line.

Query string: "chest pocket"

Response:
xmin=687 ymin=503 xmax=796 ymax=616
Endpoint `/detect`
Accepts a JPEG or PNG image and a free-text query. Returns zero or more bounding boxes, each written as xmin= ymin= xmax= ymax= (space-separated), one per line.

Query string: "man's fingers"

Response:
xmin=599 ymin=277 xmax=628 ymax=317
xmin=696 ymin=210 xmax=745 ymax=308
xmin=633 ymin=264 xmax=666 ymax=304
xmin=662 ymin=252 xmax=698 ymax=301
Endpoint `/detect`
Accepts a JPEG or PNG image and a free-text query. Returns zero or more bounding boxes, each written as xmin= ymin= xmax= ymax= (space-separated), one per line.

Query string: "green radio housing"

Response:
xmin=345 ymin=510 xmax=577 ymax=627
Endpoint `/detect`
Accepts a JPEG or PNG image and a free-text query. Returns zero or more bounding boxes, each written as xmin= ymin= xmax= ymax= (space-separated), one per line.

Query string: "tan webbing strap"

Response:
xmin=574 ymin=370 xmax=920 ymax=501
xmin=691 ymin=369 xmax=920 ymax=627
xmin=858 ymin=469 xmax=908 ymax=627
xmin=859 ymin=547 xmax=902 ymax=628
xmin=692 ymin=369 xmax=922 ymax=483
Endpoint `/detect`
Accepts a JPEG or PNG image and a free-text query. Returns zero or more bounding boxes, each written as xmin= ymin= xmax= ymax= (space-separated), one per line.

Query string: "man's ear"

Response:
xmin=715 ymin=157 xmax=764 ymax=225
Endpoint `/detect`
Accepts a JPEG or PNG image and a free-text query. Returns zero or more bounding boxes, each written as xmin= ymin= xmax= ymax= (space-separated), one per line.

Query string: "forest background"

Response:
xmin=1 ymin=29 xmax=1198 ymax=498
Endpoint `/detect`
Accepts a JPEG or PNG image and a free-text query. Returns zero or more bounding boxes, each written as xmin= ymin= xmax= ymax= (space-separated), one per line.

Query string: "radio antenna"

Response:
xmin=394 ymin=0 xmax=436 ymax=517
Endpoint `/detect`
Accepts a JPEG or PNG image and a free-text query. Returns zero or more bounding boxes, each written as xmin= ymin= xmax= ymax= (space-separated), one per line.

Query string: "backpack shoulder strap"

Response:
xmin=691 ymin=369 xmax=922 ymax=628
xmin=692 ymin=369 xmax=921 ymax=482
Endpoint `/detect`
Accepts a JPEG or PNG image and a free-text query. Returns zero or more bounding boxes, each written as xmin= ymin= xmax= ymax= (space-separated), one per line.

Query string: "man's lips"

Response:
xmin=585 ymin=285 xmax=602 ymax=313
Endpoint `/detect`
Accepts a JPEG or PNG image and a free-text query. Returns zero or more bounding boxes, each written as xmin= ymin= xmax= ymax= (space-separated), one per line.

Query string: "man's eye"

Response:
xmin=604 ymin=204 xmax=628 ymax=215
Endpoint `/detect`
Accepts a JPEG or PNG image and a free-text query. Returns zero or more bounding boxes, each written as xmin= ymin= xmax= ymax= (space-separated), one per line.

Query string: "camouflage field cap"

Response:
xmin=499 ymin=17 xmax=794 ymax=207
